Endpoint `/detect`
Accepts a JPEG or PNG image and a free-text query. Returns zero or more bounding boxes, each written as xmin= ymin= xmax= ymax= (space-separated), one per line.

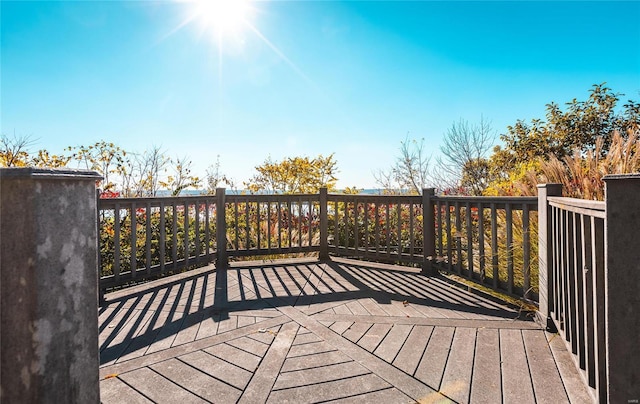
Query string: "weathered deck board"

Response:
xmin=238 ymin=322 xmax=298 ymax=403
xmin=500 ymin=329 xmax=536 ymax=403
xmin=357 ymin=323 xmax=393 ymax=352
xmin=99 ymin=258 xmax=594 ymax=403
xmin=272 ymin=361 xmax=370 ymax=391
xmin=100 ymin=376 xmax=152 ymax=404
xmin=523 ymin=329 xmax=571 ymax=404
xmin=204 ymin=343 xmax=261 ymax=372
xmin=470 ymin=328 xmax=502 ymax=403
xmin=413 ymin=325 xmax=455 ymax=389
xmin=268 ymin=373 xmax=392 ymax=403
xmin=150 ymin=358 xmax=242 ymax=403
xmin=373 ymin=323 xmax=412 ymax=362
xmin=392 ymin=325 xmax=433 ymax=375
xmin=117 ymin=367 xmax=207 ymax=403
xmin=179 ymin=350 xmax=252 ymax=390
xmin=439 ymin=327 xmax=477 ymax=403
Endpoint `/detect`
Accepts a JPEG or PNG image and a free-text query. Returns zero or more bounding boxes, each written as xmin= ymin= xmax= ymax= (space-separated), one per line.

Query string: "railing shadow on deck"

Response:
xmin=98 ymin=258 xmax=532 ymax=365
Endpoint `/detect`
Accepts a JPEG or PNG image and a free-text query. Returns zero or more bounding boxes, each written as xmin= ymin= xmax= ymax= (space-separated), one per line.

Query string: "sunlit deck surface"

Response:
xmin=98 ymin=258 xmax=592 ymax=403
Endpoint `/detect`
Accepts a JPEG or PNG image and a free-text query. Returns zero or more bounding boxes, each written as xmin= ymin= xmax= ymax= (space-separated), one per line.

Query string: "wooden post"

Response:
xmin=537 ymin=183 xmax=562 ymax=332
xmin=319 ymin=187 xmax=329 ymax=261
xmin=602 ymin=174 xmax=640 ymax=403
xmin=0 ymin=168 xmax=102 ymax=403
xmin=215 ymin=188 xmax=228 ymax=269
xmin=422 ymin=188 xmax=436 ymax=275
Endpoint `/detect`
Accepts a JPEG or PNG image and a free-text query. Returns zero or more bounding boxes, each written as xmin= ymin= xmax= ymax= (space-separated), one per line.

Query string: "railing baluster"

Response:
xmin=246 ymin=200 xmax=251 ymax=250
xmin=490 ymin=203 xmax=498 ymax=290
xmin=364 ymin=201 xmax=369 ymax=256
xmin=333 ymin=199 xmax=338 ymax=253
xmin=234 ymin=199 xmax=239 ymax=250
xmin=355 ymin=199 xmax=361 ymax=254
xmin=287 ymin=199 xmax=292 ymax=248
xmin=592 ymin=215 xmax=607 ymax=401
xmin=279 ymin=200 xmax=284 ymax=249
xmin=522 ymin=204 xmax=530 ymax=299
xmin=296 ymin=197 xmax=302 ymax=249
xmin=130 ymin=202 xmax=137 ymax=279
xmin=267 ymin=201 xmax=272 ymax=252
xmin=385 ymin=202 xmax=391 ymax=259
xmin=308 ymin=197 xmax=313 ymax=248
xmin=396 ymin=202 xmax=402 ymax=259
xmin=204 ymin=200 xmax=210 ymax=261
xmin=437 ymin=200 xmax=443 ymax=258
xmin=455 ymin=201 xmax=462 ymax=274
xmin=478 ymin=203 xmax=485 ymax=283
xmin=159 ymin=201 xmax=166 ymax=274
xmin=446 ymin=201 xmax=452 ymax=272
xmin=172 ymin=202 xmax=177 ymax=271
xmin=257 ymin=199 xmax=262 ymax=250
xmin=375 ymin=203 xmax=380 ymax=259
xmin=145 ymin=202 xmax=151 ymax=274
xmin=582 ymin=214 xmax=595 ymax=386
xmin=566 ymin=211 xmax=576 ymax=349
xmin=506 ymin=203 xmax=513 ymax=295
xmin=114 ymin=203 xmax=121 ymax=282
xmin=573 ymin=212 xmax=585 ymax=364
xmin=184 ymin=201 xmax=189 ymax=268
xmin=195 ymin=200 xmax=201 ymax=264
xmin=465 ymin=201 xmax=473 ymax=279
xmin=409 ymin=202 xmax=415 ymax=259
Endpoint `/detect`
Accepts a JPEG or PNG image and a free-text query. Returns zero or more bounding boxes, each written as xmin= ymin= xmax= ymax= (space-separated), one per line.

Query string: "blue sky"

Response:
xmin=2 ymin=1 xmax=639 ymax=188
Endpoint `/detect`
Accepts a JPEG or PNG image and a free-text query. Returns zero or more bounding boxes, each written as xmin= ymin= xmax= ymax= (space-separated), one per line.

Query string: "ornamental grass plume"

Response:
xmin=514 ymin=129 xmax=640 ymax=200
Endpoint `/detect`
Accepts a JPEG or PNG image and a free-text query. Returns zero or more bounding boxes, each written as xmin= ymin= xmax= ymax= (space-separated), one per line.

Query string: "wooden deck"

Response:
xmin=98 ymin=258 xmax=593 ymax=403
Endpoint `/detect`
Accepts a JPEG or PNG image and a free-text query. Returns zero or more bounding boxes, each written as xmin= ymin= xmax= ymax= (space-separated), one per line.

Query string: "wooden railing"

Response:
xmin=98 ymin=189 xmax=539 ymax=303
xmin=223 ymin=193 xmax=322 ymax=259
xmin=326 ymin=193 xmax=425 ymax=264
xmin=545 ymin=194 xmax=606 ymax=401
xmin=538 ymin=177 xmax=640 ymax=403
xmin=431 ymin=195 xmax=539 ymax=301
xmin=98 ymin=195 xmax=218 ymax=290
xmin=98 ymin=190 xmax=323 ymax=290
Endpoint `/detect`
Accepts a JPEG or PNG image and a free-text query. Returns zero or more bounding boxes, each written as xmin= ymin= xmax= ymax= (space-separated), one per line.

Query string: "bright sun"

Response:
xmin=191 ymin=0 xmax=252 ymax=38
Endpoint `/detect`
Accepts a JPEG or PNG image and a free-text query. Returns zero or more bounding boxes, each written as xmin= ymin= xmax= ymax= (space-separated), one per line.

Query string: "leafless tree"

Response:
xmin=127 ymin=145 xmax=169 ymax=197
xmin=374 ymin=136 xmax=434 ymax=194
xmin=434 ymin=116 xmax=496 ymax=195
xmin=205 ymin=155 xmax=234 ymax=194
xmin=0 ymin=132 xmax=35 ymax=167
xmin=163 ymin=155 xmax=201 ymax=196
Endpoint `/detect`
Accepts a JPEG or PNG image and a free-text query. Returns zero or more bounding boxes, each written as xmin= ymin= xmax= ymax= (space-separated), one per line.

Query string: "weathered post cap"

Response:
xmin=0 ymin=167 xmax=102 ymax=180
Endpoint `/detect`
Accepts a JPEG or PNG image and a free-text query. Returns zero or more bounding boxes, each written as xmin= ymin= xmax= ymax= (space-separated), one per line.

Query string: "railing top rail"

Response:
xmin=548 ymin=196 xmax=606 ymax=218
xmin=327 ymin=193 xmax=422 ymax=203
xmin=227 ymin=193 xmax=320 ymax=202
xmin=432 ymin=195 xmax=539 ymax=205
xmin=98 ymin=194 xmax=217 ymax=208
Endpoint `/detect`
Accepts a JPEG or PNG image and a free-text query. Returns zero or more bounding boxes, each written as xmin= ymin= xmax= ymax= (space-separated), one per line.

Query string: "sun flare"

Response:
xmin=191 ymin=0 xmax=252 ymax=38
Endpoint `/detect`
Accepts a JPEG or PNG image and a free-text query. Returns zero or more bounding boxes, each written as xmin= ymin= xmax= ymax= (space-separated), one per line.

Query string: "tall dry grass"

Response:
xmin=514 ymin=129 xmax=640 ymax=199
